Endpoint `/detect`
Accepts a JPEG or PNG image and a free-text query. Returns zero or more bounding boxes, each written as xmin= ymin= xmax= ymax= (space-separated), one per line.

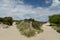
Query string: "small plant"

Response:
xmin=21 ymin=29 xmax=35 ymax=37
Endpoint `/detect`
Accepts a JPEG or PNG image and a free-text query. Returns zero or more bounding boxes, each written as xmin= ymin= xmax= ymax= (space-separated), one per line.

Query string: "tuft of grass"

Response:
xmin=21 ymin=29 xmax=35 ymax=37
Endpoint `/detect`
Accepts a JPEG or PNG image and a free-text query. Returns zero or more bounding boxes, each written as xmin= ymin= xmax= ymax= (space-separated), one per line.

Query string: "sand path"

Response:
xmin=0 ymin=23 xmax=60 ymax=40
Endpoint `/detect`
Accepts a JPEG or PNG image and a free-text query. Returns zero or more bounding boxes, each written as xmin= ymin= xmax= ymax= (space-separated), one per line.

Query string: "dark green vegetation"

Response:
xmin=49 ymin=14 xmax=60 ymax=33
xmin=0 ymin=17 xmax=13 ymax=25
xmin=17 ymin=18 xmax=44 ymax=37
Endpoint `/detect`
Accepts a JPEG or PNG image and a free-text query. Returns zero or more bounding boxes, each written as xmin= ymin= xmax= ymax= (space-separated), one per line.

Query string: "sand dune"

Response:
xmin=0 ymin=22 xmax=60 ymax=40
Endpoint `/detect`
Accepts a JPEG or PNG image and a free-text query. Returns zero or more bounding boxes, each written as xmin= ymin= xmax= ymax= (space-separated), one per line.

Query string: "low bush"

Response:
xmin=49 ymin=14 xmax=60 ymax=26
xmin=0 ymin=17 xmax=13 ymax=25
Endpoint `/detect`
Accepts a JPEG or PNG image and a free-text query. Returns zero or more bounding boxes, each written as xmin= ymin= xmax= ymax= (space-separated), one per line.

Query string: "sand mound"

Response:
xmin=0 ymin=22 xmax=60 ymax=40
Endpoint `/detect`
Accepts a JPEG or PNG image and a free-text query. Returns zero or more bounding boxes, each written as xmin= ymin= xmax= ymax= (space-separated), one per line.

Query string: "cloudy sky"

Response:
xmin=0 ymin=0 xmax=60 ymax=21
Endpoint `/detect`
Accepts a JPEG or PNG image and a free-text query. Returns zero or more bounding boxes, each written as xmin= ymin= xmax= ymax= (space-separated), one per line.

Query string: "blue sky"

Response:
xmin=22 ymin=0 xmax=52 ymax=7
xmin=0 ymin=0 xmax=60 ymax=21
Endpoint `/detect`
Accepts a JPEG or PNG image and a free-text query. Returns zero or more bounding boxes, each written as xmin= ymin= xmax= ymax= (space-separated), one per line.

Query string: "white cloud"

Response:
xmin=0 ymin=0 xmax=60 ymax=21
xmin=51 ymin=0 xmax=60 ymax=7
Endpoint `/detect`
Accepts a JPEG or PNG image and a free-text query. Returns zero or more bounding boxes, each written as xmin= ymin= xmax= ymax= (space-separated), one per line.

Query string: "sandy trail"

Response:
xmin=0 ymin=23 xmax=60 ymax=40
xmin=40 ymin=23 xmax=60 ymax=40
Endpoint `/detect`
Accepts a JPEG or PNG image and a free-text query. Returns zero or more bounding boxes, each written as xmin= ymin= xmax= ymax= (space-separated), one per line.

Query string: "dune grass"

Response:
xmin=16 ymin=20 xmax=43 ymax=37
xmin=17 ymin=22 xmax=35 ymax=37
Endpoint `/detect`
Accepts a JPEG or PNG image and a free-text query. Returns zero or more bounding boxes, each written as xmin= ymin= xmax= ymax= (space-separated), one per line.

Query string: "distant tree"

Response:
xmin=24 ymin=18 xmax=35 ymax=22
xmin=3 ymin=17 xmax=13 ymax=25
xmin=28 ymin=18 xmax=35 ymax=22
xmin=49 ymin=14 xmax=60 ymax=26
xmin=0 ymin=18 xmax=3 ymax=22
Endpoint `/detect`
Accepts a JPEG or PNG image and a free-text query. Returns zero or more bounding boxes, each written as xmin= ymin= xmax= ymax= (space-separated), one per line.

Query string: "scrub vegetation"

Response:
xmin=17 ymin=18 xmax=44 ymax=37
xmin=0 ymin=17 xmax=13 ymax=26
xmin=49 ymin=14 xmax=60 ymax=33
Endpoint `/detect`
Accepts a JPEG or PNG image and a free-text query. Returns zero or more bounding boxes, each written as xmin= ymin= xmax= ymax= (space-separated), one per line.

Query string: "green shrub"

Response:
xmin=49 ymin=14 xmax=60 ymax=25
xmin=24 ymin=18 xmax=35 ymax=22
xmin=0 ymin=18 xmax=3 ymax=22
xmin=0 ymin=17 xmax=13 ymax=25
xmin=3 ymin=17 xmax=13 ymax=25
